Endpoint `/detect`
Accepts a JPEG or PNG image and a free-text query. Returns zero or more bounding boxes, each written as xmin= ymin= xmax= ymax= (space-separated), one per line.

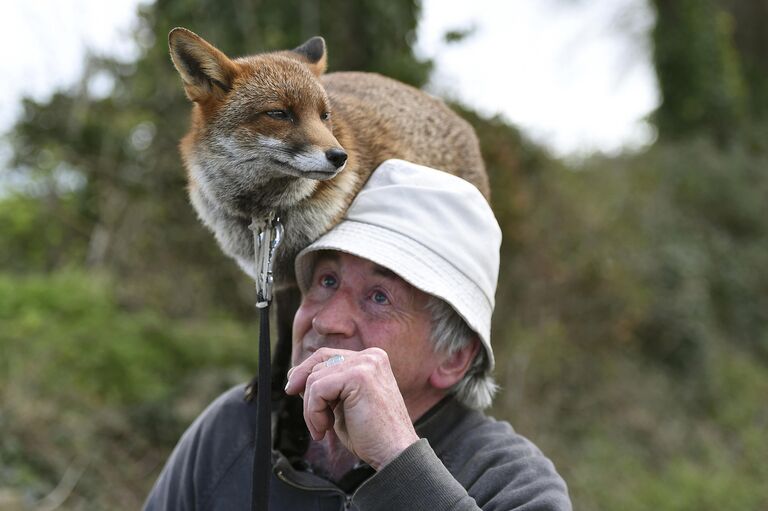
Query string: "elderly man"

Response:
xmin=144 ymin=160 xmax=571 ymax=510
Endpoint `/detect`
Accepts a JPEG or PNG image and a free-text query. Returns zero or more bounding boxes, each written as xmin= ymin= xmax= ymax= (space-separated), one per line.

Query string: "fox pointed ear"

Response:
xmin=292 ymin=36 xmax=327 ymax=75
xmin=168 ymin=27 xmax=238 ymax=102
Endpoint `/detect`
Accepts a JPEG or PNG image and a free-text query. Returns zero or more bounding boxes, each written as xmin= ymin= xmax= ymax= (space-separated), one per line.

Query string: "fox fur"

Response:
xmin=168 ymin=27 xmax=489 ymax=286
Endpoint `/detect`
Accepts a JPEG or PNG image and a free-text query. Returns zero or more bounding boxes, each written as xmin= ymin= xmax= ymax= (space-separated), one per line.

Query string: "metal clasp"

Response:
xmin=249 ymin=212 xmax=284 ymax=308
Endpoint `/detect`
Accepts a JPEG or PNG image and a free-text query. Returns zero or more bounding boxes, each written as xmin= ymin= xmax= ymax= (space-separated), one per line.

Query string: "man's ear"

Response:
xmin=168 ymin=27 xmax=238 ymax=102
xmin=292 ymin=36 xmax=328 ymax=76
xmin=429 ymin=338 xmax=481 ymax=390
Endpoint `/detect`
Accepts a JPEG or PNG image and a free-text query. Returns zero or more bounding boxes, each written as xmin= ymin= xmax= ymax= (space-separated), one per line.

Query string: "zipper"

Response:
xmin=275 ymin=468 xmax=353 ymax=509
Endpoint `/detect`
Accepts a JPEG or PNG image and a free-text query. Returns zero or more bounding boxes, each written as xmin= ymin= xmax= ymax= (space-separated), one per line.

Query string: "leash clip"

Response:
xmin=250 ymin=212 xmax=284 ymax=308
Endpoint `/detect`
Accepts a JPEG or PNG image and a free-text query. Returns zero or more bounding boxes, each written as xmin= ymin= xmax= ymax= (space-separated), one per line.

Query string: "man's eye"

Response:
xmin=320 ymin=274 xmax=337 ymax=288
xmin=371 ymin=290 xmax=390 ymax=305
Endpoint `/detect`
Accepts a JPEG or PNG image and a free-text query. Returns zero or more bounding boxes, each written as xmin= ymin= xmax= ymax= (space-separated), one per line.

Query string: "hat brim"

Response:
xmin=295 ymin=220 xmax=494 ymax=369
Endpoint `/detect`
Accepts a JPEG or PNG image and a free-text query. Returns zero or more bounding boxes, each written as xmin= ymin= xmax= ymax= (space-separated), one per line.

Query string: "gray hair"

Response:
xmin=425 ymin=296 xmax=498 ymax=409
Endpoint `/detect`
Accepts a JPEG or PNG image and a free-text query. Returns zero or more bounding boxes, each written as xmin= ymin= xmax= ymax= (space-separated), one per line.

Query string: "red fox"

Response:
xmin=168 ymin=27 xmax=488 ymax=285
xmin=169 ymin=28 xmax=490 ymax=390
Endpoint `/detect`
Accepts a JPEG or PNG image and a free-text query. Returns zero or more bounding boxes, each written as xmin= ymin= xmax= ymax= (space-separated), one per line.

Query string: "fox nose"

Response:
xmin=325 ymin=148 xmax=348 ymax=169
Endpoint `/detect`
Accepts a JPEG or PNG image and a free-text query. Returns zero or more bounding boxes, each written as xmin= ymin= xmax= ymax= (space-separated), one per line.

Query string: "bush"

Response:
xmin=489 ymin=136 xmax=768 ymax=511
xmin=0 ymin=270 xmax=260 ymax=509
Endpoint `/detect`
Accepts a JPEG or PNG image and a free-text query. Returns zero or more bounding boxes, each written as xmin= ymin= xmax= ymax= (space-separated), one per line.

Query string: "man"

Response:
xmin=144 ymin=160 xmax=572 ymax=510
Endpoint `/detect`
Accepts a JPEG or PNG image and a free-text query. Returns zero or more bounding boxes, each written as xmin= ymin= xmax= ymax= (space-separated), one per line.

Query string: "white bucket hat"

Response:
xmin=294 ymin=159 xmax=501 ymax=369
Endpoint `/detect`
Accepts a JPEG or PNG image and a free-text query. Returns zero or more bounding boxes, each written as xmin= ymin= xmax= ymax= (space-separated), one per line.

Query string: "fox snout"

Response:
xmin=291 ymin=144 xmax=347 ymax=178
xmin=244 ymin=136 xmax=346 ymax=180
xmin=325 ymin=148 xmax=348 ymax=169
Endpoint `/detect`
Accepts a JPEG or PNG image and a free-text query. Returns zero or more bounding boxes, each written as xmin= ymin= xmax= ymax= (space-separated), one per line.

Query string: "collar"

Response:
xmin=272 ymin=394 xmax=477 ymax=492
xmin=413 ymin=395 xmax=471 ymax=442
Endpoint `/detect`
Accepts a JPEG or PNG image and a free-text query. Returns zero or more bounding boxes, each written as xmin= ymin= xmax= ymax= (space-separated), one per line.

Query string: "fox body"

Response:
xmin=169 ymin=28 xmax=489 ymax=284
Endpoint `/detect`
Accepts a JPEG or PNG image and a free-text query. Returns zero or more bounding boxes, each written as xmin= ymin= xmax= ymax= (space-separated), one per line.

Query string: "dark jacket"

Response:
xmin=144 ymin=385 xmax=571 ymax=510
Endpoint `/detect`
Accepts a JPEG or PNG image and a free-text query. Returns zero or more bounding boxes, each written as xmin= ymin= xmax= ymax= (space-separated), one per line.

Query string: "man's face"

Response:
xmin=293 ymin=251 xmax=441 ymax=409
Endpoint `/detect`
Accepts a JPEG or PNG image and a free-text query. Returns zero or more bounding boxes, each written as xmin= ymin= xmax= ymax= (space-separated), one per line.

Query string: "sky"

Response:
xmin=0 ymin=0 xmax=659 ymax=158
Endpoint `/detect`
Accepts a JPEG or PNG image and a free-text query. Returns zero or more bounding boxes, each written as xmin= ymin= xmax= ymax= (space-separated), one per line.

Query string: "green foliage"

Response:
xmin=722 ymin=0 xmax=768 ymax=121
xmin=0 ymin=193 xmax=88 ymax=271
xmin=0 ymin=271 xmax=255 ymax=403
xmin=486 ymin=135 xmax=768 ymax=511
xmin=149 ymin=0 xmax=430 ymax=86
xmin=651 ymin=0 xmax=747 ymax=143
xmin=651 ymin=0 xmax=768 ymax=144
xmin=443 ymin=25 xmax=478 ymax=44
xmin=378 ymin=104 xmax=768 ymax=511
xmin=0 ymin=270 xmax=258 ymax=508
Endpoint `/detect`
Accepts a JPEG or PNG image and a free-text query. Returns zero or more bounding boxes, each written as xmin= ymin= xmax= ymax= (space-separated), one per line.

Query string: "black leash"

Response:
xmin=245 ymin=213 xmax=283 ymax=511
xmin=247 ymin=305 xmax=272 ymax=511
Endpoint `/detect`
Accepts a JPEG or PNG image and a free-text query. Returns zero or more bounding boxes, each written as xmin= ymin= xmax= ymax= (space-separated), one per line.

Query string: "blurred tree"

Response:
xmin=721 ymin=0 xmax=768 ymax=124
xmin=650 ymin=0 xmax=747 ymax=144
xmin=6 ymin=0 xmax=430 ymax=318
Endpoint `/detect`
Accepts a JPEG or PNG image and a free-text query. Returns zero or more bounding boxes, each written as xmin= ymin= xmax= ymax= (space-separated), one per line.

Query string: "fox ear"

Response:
xmin=168 ymin=27 xmax=238 ymax=102
xmin=292 ymin=36 xmax=328 ymax=75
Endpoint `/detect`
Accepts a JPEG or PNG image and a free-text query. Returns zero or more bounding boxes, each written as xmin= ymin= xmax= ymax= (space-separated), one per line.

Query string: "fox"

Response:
xmin=168 ymin=27 xmax=489 ymax=391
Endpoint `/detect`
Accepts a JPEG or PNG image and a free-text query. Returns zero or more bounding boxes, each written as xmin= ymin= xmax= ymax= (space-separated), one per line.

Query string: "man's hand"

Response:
xmin=284 ymin=347 xmax=420 ymax=470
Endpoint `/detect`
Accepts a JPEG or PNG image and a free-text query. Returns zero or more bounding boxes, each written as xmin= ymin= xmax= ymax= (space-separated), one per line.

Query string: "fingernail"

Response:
xmin=287 ymin=367 xmax=295 ymax=379
xmin=284 ymin=380 xmax=290 ymax=392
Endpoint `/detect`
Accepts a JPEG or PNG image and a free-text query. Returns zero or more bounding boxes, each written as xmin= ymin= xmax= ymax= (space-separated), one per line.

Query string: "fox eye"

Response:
xmin=266 ymin=110 xmax=290 ymax=121
xmin=321 ymin=112 xmax=331 ymax=121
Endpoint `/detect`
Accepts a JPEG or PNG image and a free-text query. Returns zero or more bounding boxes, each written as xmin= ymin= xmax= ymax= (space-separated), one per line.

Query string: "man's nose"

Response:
xmin=311 ymin=291 xmax=355 ymax=338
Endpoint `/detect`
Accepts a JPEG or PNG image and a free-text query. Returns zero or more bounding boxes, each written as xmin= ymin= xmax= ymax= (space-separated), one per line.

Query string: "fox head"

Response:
xmin=169 ymin=27 xmax=347 ymax=217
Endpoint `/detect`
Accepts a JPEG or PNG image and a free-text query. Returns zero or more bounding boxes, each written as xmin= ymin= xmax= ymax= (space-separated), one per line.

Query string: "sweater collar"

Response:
xmin=414 ymin=396 xmax=478 ymax=449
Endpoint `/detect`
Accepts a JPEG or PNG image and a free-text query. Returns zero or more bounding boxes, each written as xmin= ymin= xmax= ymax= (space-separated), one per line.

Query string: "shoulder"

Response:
xmin=143 ymin=385 xmax=257 ymax=511
xmin=437 ymin=408 xmax=571 ymax=510
xmin=443 ymin=410 xmax=546 ymax=465
xmin=172 ymin=384 xmax=257 ymax=468
xmin=190 ymin=384 xmax=257 ymax=440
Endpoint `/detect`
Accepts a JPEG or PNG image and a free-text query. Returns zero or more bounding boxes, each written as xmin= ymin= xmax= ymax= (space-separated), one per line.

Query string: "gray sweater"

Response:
xmin=144 ymin=385 xmax=571 ymax=510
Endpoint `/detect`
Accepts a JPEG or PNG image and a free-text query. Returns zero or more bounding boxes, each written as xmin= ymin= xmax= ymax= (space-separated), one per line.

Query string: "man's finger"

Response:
xmin=303 ymin=371 xmax=348 ymax=440
xmin=284 ymin=348 xmax=350 ymax=395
